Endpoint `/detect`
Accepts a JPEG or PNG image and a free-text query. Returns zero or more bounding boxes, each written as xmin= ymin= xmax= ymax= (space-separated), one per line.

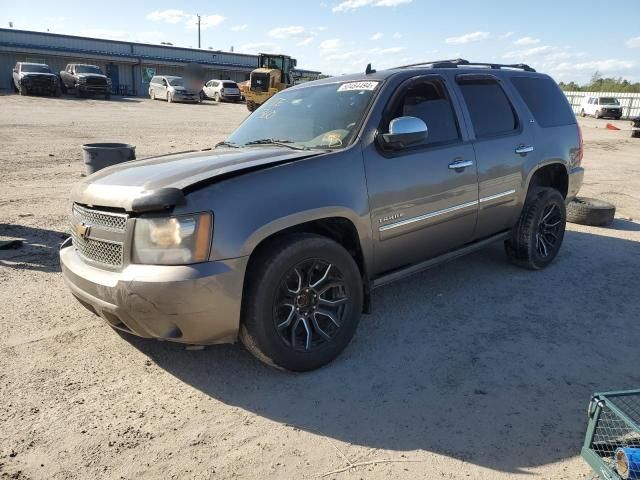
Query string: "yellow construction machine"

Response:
xmin=244 ymin=53 xmax=296 ymax=112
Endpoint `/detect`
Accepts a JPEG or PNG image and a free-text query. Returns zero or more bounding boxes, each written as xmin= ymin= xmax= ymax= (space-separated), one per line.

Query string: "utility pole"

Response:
xmin=197 ymin=14 xmax=201 ymax=48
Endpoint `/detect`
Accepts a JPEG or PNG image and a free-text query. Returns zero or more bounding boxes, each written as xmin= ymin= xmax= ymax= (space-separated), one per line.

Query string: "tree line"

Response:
xmin=559 ymin=71 xmax=640 ymax=93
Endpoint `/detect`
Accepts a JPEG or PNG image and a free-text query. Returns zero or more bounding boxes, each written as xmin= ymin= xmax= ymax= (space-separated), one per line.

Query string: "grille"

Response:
xmin=86 ymin=77 xmax=107 ymax=86
xmin=72 ymin=204 xmax=127 ymax=231
xmin=71 ymin=231 xmax=123 ymax=266
xmin=70 ymin=204 xmax=128 ymax=267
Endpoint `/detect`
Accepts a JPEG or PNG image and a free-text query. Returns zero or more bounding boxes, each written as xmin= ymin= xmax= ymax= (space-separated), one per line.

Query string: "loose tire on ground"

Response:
xmin=566 ymin=197 xmax=616 ymax=227
xmin=505 ymin=187 xmax=567 ymax=270
xmin=240 ymin=234 xmax=363 ymax=372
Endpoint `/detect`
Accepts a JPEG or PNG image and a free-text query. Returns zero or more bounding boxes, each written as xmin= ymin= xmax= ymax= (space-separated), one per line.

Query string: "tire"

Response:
xmin=567 ymin=197 xmax=615 ymax=227
xmin=580 ymin=109 xmax=585 ymax=117
xmin=199 ymin=91 xmax=205 ymax=102
xmin=594 ymin=110 xmax=601 ymax=119
xmin=240 ymin=234 xmax=363 ymax=371
xmin=505 ymin=187 xmax=567 ymax=270
xmin=214 ymin=92 xmax=221 ymax=102
xmin=246 ymin=100 xmax=257 ymax=112
xmin=167 ymin=92 xmax=173 ymax=103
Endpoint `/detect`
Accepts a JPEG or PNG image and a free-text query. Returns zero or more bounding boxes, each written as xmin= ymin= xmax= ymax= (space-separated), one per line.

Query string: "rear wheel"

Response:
xmin=214 ymin=92 xmax=221 ymax=102
xmin=240 ymin=234 xmax=363 ymax=371
xmin=505 ymin=187 xmax=566 ymax=270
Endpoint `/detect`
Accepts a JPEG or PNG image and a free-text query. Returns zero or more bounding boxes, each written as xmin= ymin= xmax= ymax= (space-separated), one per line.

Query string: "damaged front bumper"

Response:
xmin=60 ymin=239 xmax=248 ymax=344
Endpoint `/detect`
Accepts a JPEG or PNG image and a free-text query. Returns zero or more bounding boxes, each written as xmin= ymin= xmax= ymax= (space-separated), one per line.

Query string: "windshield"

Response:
xmin=21 ymin=64 xmax=52 ymax=73
xmin=226 ymin=80 xmax=380 ymax=150
xmin=75 ymin=65 xmax=103 ymax=74
xmin=600 ymin=97 xmax=619 ymax=105
xmin=168 ymin=78 xmax=184 ymax=86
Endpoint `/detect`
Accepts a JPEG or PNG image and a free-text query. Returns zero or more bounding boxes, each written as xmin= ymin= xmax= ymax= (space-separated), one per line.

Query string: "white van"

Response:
xmin=580 ymin=96 xmax=622 ymax=120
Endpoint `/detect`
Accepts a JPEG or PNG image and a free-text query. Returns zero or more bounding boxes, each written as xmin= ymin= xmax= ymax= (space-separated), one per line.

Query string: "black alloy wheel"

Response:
xmin=273 ymin=259 xmax=349 ymax=352
xmin=535 ymin=203 xmax=563 ymax=258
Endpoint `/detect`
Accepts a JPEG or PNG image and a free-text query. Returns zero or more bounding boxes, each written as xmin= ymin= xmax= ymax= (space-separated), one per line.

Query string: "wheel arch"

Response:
xmin=525 ymin=162 xmax=569 ymax=199
xmin=242 ymin=213 xmax=372 ymax=314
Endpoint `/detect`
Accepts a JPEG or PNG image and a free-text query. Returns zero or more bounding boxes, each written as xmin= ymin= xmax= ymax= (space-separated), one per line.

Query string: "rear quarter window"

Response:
xmin=511 ymin=76 xmax=576 ymax=127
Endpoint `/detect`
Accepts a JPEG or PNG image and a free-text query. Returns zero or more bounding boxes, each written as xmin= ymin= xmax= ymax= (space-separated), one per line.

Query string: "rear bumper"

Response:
xmin=567 ymin=166 xmax=585 ymax=202
xmin=60 ymin=243 xmax=248 ymax=344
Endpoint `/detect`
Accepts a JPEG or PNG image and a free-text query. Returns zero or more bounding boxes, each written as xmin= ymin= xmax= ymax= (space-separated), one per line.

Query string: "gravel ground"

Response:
xmin=1 ymin=92 xmax=639 ymax=480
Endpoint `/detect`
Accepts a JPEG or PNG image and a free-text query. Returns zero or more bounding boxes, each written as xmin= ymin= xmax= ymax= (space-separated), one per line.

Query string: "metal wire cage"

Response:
xmin=582 ymin=390 xmax=640 ymax=479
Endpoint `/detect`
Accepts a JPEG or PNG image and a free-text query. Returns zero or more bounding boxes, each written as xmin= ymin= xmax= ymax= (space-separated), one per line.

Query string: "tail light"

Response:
xmin=576 ymin=124 xmax=584 ymax=166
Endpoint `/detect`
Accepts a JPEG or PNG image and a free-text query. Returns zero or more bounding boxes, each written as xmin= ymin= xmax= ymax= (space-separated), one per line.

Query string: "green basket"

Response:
xmin=582 ymin=390 xmax=640 ymax=480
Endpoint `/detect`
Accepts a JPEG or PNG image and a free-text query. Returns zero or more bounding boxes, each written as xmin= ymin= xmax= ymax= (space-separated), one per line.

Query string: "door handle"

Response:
xmin=515 ymin=145 xmax=535 ymax=154
xmin=448 ymin=160 xmax=474 ymax=170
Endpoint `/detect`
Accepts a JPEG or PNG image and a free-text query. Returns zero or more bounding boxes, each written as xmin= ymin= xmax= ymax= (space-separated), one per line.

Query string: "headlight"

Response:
xmin=132 ymin=212 xmax=212 ymax=265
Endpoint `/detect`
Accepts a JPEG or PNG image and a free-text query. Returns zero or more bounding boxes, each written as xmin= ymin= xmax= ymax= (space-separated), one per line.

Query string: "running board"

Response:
xmin=372 ymin=231 xmax=511 ymax=289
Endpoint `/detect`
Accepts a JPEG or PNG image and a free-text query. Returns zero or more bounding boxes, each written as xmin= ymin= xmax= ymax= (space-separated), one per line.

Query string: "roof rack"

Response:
xmin=393 ymin=58 xmax=536 ymax=72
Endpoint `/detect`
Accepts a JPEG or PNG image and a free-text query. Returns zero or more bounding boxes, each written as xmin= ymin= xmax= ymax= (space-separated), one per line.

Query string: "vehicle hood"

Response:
xmin=21 ymin=72 xmax=56 ymax=79
xmin=77 ymin=73 xmax=108 ymax=80
xmin=71 ymin=147 xmax=325 ymax=212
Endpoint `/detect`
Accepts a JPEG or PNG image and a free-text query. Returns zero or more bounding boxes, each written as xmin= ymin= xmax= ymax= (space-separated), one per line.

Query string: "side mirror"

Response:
xmin=381 ymin=116 xmax=428 ymax=150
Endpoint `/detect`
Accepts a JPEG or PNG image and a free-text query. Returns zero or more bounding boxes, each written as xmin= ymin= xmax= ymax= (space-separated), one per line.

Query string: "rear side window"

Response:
xmin=511 ymin=76 xmax=576 ymax=127
xmin=457 ymin=78 xmax=518 ymax=138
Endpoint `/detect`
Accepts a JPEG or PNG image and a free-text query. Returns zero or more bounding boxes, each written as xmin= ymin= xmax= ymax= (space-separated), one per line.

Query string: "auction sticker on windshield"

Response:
xmin=337 ymin=81 xmax=379 ymax=92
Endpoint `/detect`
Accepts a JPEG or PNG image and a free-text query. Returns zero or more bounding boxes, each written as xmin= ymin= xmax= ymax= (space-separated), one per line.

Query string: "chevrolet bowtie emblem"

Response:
xmin=75 ymin=223 xmax=91 ymax=239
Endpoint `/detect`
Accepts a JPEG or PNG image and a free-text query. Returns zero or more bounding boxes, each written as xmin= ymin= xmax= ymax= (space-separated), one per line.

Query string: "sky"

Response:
xmin=1 ymin=0 xmax=639 ymax=83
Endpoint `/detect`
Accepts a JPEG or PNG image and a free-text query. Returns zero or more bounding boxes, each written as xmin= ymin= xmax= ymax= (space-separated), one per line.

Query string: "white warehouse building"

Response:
xmin=0 ymin=28 xmax=321 ymax=96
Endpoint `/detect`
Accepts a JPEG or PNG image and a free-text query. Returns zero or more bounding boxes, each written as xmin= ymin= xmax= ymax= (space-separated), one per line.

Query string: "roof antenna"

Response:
xmin=365 ymin=63 xmax=376 ymax=75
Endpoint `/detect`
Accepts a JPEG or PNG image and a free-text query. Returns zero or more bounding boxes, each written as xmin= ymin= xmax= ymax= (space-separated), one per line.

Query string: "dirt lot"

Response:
xmin=1 ymin=93 xmax=639 ymax=480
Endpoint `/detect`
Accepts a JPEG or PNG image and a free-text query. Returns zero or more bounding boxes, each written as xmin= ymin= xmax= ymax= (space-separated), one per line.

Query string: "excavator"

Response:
xmin=244 ymin=53 xmax=296 ymax=112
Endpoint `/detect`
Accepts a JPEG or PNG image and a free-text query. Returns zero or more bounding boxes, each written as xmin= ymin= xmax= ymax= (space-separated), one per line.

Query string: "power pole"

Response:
xmin=197 ymin=14 xmax=201 ymax=48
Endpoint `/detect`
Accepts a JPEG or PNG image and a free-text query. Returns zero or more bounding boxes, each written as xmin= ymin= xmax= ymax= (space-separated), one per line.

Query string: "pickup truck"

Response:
xmin=60 ymin=59 xmax=584 ymax=371
xmin=59 ymin=64 xmax=112 ymax=98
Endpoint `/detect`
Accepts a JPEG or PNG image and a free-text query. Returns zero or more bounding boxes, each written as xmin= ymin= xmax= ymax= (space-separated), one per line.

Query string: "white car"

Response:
xmin=580 ymin=96 xmax=622 ymax=120
xmin=203 ymin=80 xmax=241 ymax=102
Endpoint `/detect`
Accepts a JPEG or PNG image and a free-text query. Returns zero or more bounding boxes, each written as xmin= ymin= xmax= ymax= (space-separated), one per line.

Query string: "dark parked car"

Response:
xmin=59 ymin=64 xmax=112 ymax=98
xmin=61 ymin=59 xmax=584 ymax=371
xmin=12 ymin=62 xmax=60 ymax=96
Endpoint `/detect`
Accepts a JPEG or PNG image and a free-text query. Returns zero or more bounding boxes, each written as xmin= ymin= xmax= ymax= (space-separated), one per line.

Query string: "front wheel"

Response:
xmin=240 ymin=234 xmax=363 ymax=371
xmin=167 ymin=92 xmax=173 ymax=103
xmin=594 ymin=110 xmax=601 ymax=119
xmin=504 ymin=187 xmax=566 ymax=270
xmin=214 ymin=92 xmax=221 ymax=102
xmin=246 ymin=100 xmax=257 ymax=112
xmin=580 ymin=109 xmax=585 ymax=117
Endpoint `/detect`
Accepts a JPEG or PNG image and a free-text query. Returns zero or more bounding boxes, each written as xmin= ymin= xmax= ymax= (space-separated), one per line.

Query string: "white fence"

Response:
xmin=563 ymin=91 xmax=640 ymax=119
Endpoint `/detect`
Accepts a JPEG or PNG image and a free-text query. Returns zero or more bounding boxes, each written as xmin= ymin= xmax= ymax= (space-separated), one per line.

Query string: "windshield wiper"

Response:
xmin=214 ymin=140 xmax=241 ymax=149
xmin=244 ymin=139 xmax=309 ymax=151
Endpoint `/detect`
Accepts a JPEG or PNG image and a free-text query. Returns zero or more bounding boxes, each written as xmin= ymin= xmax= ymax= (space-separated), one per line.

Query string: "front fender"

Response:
xmin=175 ymin=147 xmax=373 ymax=271
xmin=241 ymin=206 xmax=366 ymax=257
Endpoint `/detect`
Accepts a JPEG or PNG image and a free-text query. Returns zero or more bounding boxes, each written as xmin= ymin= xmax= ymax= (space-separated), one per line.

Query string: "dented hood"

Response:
xmin=71 ymin=147 xmax=323 ymax=212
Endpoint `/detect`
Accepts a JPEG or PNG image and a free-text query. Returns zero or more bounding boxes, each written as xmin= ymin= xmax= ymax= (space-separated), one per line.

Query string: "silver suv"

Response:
xmin=61 ymin=59 xmax=584 ymax=371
